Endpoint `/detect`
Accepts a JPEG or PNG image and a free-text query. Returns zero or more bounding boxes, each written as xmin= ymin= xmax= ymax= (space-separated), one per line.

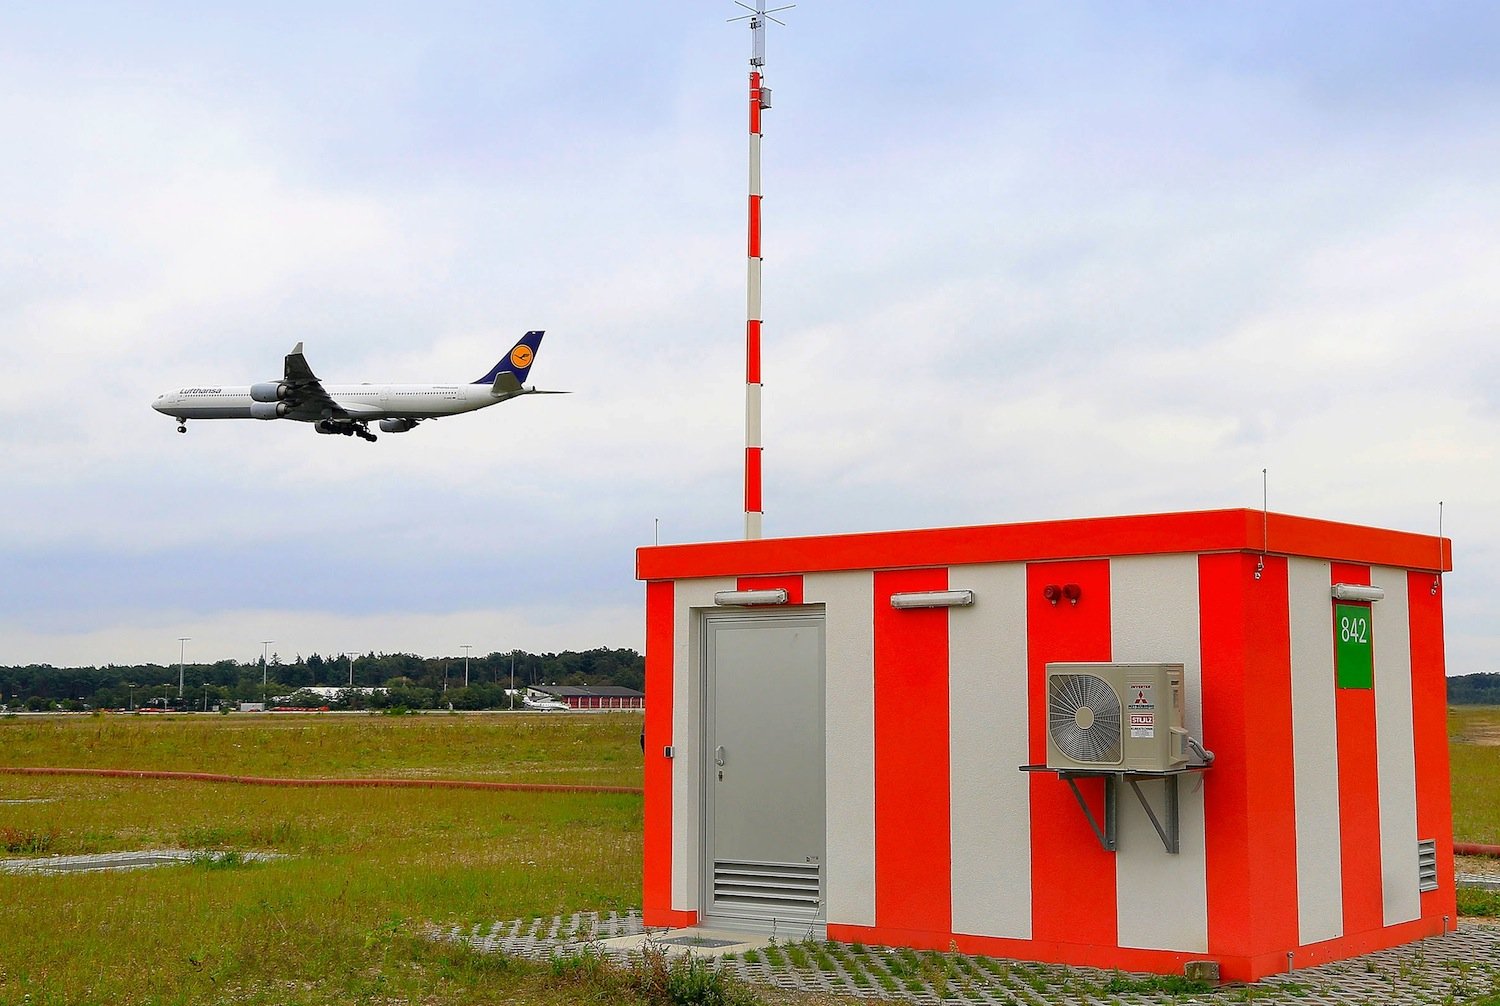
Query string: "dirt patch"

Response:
xmin=1461 ymin=721 xmax=1500 ymax=746
xmin=1459 ymin=854 xmax=1500 ymax=878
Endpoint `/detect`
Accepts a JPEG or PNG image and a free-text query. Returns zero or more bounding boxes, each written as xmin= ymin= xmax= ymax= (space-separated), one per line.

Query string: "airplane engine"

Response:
xmin=378 ymin=418 xmax=417 ymax=433
xmin=249 ymin=401 xmax=289 ymax=420
xmin=250 ymin=382 xmax=291 ymax=403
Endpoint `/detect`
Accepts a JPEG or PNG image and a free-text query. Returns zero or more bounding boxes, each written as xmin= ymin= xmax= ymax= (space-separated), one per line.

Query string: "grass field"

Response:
xmin=1 ymin=707 xmax=1497 ymax=1005
xmin=1451 ymin=705 xmax=1500 ymax=846
xmin=0 ymin=712 xmax=658 ymax=1005
xmin=0 ymin=712 xmax=643 ymax=788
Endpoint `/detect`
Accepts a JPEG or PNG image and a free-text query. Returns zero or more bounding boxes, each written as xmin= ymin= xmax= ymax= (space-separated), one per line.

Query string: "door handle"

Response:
xmin=715 ymin=746 xmax=726 ymax=767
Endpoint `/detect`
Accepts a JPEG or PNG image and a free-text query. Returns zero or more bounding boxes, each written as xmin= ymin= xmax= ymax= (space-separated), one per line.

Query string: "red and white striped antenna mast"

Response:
xmin=728 ymin=0 xmax=794 ymax=540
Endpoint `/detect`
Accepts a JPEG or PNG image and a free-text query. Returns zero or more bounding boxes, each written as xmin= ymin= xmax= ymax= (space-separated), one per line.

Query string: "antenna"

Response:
xmin=728 ymin=1 xmax=796 ymax=67
xmin=1255 ymin=468 xmax=1268 ymax=581
xmin=729 ymin=0 xmax=794 ymax=540
xmin=1433 ymin=501 xmax=1444 ymax=595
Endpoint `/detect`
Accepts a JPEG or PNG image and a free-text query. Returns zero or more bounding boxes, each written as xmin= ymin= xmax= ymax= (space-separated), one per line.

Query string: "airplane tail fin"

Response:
xmin=473 ymin=331 xmax=544 ymax=392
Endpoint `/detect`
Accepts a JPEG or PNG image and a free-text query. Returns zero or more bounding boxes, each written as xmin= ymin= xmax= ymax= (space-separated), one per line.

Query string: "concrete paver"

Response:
xmin=445 ymin=910 xmax=1500 ymax=1005
xmin=0 ymin=848 xmax=280 ymax=874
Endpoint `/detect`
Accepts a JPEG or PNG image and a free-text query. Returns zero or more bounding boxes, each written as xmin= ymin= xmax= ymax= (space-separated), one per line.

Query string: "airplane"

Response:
xmin=152 ymin=331 xmax=561 ymax=442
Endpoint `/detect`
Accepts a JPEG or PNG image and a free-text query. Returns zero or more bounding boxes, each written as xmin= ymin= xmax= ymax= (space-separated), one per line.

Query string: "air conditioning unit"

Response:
xmin=1046 ymin=662 xmax=1188 ymax=773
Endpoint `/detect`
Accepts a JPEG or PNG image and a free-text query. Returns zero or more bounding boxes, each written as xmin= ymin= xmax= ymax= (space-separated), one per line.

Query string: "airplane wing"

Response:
xmin=281 ymin=342 xmax=348 ymax=420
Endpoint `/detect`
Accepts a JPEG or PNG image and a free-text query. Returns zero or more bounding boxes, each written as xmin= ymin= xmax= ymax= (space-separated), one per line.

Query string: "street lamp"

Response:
xmin=260 ymin=640 xmax=274 ymax=703
xmin=347 ymin=652 xmax=354 ymax=688
xmin=127 ymin=682 xmax=136 ymax=711
xmin=177 ymin=637 xmax=191 ymax=698
xmin=461 ymin=645 xmax=472 ymax=688
xmin=510 ymin=650 xmax=516 ymax=710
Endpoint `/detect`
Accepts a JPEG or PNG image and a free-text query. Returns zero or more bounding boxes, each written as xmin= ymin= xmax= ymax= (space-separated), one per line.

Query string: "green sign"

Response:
xmin=1335 ymin=602 xmax=1374 ymax=689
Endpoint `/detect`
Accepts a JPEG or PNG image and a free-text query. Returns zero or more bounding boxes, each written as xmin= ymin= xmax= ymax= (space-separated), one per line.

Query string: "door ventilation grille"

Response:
xmin=1417 ymin=838 xmax=1438 ymax=893
xmin=713 ymin=860 xmax=820 ymax=917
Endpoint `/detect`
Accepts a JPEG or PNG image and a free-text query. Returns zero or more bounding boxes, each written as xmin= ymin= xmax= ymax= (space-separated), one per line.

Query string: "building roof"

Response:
xmin=636 ymin=508 xmax=1451 ymax=581
xmin=530 ymin=685 xmax=644 ymax=699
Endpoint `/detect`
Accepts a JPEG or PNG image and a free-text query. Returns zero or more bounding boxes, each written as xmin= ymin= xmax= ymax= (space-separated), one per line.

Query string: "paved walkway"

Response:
xmin=0 ymin=849 xmax=280 ymax=874
xmin=444 ymin=911 xmax=1500 ymax=1005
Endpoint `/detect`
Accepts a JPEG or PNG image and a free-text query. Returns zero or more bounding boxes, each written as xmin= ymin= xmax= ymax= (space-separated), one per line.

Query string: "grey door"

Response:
xmin=702 ymin=611 xmax=825 ymax=929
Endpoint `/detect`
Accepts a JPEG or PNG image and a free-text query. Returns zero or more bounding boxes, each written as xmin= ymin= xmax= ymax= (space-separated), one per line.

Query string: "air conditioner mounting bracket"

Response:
xmin=1019 ymin=765 xmax=1209 ymax=855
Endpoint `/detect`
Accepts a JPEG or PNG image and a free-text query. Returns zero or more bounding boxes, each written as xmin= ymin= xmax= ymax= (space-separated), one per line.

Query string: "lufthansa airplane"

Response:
xmin=152 ymin=331 xmax=560 ymax=442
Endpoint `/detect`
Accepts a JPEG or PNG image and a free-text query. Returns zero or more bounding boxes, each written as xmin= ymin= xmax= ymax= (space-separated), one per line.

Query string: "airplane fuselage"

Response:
xmin=154 ymin=383 xmax=499 ymax=422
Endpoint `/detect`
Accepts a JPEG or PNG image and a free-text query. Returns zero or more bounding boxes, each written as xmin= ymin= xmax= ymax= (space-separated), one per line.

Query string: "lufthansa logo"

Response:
xmin=510 ymin=345 xmax=534 ymax=369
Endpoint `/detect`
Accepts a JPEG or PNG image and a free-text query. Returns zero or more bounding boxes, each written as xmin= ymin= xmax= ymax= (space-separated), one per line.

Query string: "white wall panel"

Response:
xmin=1371 ymin=566 xmax=1420 ymax=926
xmin=1111 ymin=555 xmax=1208 ymax=953
xmin=673 ymin=577 xmax=735 ymax=912
xmin=1288 ymin=558 xmax=1343 ymax=944
xmin=949 ymin=562 xmax=1031 ymax=939
xmin=808 ymin=571 xmax=876 ymax=926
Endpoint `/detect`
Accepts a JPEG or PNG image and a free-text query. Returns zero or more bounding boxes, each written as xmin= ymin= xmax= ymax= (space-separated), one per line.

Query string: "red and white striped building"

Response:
xmin=636 ymin=508 xmax=1456 ymax=982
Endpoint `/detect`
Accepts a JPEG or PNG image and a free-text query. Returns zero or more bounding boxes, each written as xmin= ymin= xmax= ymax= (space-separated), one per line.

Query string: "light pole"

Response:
xmin=509 ymin=651 xmax=516 ymax=710
xmin=347 ymin=652 xmax=354 ymax=687
xmin=261 ymin=640 xmax=274 ymax=703
xmin=203 ymin=682 xmax=210 ymax=712
xmin=177 ymin=637 xmax=191 ymax=698
xmin=461 ymin=645 xmax=472 ymax=688
xmin=127 ymin=682 xmax=136 ymax=711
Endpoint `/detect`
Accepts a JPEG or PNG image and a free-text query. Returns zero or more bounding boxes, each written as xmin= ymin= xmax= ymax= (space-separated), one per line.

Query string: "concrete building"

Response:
xmin=527 ymin=685 xmax=645 ymax=710
xmin=634 ymin=508 xmax=1455 ymax=981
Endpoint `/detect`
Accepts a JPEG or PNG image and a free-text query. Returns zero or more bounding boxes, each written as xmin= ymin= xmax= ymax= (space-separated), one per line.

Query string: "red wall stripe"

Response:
xmin=1200 ymin=553 xmax=1299 ymax=961
xmin=746 ymin=320 xmax=761 ymax=383
xmin=748 ymin=195 xmax=762 ymax=258
xmin=1026 ymin=559 xmax=1116 ymax=948
xmin=873 ymin=567 xmax=951 ymax=937
xmin=638 ymin=509 xmax=1449 ymax=582
xmin=1330 ymin=562 xmax=1384 ymax=937
xmin=735 ymin=574 xmax=803 ymax=605
xmin=1408 ymin=571 xmax=1457 ymax=923
xmin=744 ymin=447 xmax=762 ymax=513
xmin=642 ymin=580 xmax=676 ymax=925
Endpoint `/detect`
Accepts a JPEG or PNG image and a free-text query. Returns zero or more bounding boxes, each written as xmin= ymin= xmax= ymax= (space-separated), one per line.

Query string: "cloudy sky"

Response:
xmin=2 ymin=2 xmax=1496 ymax=674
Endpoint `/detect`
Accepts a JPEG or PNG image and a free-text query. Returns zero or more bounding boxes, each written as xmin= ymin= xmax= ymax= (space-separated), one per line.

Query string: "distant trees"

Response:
xmin=0 ymin=648 xmax=645 ymax=711
xmin=1449 ymin=672 xmax=1500 ymax=706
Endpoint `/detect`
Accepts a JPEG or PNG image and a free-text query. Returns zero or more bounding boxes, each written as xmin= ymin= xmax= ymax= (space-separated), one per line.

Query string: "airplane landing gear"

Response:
xmin=357 ymin=427 xmax=377 ymax=442
xmin=176 ymin=421 xmax=187 ymax=434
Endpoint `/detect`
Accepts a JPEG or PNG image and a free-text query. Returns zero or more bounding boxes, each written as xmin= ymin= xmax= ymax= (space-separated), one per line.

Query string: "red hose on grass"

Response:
xmin=0 ymin=765 xmax=640 ymax=795
xmin=3 ymin=766 xmax=1489 ymax=846
xmin=1455 ymin=842 xmax=1500 ymax=858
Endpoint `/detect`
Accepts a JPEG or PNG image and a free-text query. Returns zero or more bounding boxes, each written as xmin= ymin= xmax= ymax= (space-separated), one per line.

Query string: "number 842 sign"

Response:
xmin=1334 ymin=602 xmax=1374 ymax=690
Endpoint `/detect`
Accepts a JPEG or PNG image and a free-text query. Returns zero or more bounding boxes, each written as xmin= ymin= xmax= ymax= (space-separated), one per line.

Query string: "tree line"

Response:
xmin=0 ymin=647 xmax=644 ymax=712
xmin=1448 ymin=672 xmax=1500 ymax=706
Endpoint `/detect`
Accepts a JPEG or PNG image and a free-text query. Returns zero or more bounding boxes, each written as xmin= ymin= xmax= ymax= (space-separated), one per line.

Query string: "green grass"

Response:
xmin=1458 ymin=888 xmax=1500 ymax=918
xmin=0 ymin=776 xmax=642 ymax=1004
xmin=1451 ymin=706 xmax=1500 ymax=845
xmin=0 ymin=710 xmax=644 ymax=788
xmin=0 ymin=714 xmax=653 ymax=1005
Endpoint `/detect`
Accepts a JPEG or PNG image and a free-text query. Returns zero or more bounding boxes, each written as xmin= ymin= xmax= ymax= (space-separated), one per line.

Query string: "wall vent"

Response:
xmin=712 ymin=860 xmax=820 ymax=917
xmin=1417 ymin=839 xmax=1438 ymax=893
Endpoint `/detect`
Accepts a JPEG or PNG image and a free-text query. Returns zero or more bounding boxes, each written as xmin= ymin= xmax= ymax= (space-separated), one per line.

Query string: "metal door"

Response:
xmin=702 ymin=611 xmax=825 ymax=930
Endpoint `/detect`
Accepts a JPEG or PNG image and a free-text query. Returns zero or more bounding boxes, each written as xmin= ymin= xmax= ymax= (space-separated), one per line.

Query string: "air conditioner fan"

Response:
xmin=1048 ymin=672 xmax=1123 ymax=764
